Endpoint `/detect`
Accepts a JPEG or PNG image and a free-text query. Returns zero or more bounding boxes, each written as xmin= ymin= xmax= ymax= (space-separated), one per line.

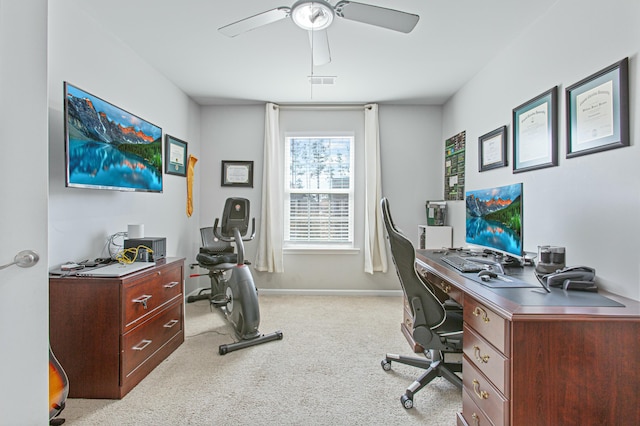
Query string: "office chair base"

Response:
xmin=382 ymin=353 xmax=463 ymax=409
xmin=219 ymin=330 xmax=283 ymax=355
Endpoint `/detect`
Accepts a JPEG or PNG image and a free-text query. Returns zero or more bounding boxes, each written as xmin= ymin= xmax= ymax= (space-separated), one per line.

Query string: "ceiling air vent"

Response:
xmin=308 ymin=75 xmax=337 ymax=85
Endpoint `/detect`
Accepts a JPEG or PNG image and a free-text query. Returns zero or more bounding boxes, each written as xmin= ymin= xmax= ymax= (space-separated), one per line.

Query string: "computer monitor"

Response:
xmin=465 ymin=183 xmax=523 ymax=262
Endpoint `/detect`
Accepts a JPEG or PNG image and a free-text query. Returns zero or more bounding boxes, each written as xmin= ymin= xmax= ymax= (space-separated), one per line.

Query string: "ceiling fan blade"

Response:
xmin=307 ymin=29 xmax=331 ymax=66
xmin=334 ymin=1 xmax=419 ymax=33
xmin=218 ymin=7 xmax=291 ymax=37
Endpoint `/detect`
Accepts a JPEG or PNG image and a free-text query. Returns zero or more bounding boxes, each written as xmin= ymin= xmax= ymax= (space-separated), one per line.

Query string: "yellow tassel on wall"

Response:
xmin=186 ymin=155 xmax=198 ymax=217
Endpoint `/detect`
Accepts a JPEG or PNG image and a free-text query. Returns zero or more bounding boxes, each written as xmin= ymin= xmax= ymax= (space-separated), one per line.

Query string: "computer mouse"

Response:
xmin=477 ymin=270 xmax=497 ymax=281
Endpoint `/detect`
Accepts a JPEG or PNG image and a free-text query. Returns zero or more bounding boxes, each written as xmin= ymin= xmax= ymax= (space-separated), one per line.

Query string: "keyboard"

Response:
xmin=440 ymin=255 xmax=487 ymax=273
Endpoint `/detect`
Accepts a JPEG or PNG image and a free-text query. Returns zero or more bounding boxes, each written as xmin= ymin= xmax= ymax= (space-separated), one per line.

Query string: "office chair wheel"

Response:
xmin=381 ymin=359 xmax=392 ymax=371
xmin=401 ymin=394 xmax=413 ymax=409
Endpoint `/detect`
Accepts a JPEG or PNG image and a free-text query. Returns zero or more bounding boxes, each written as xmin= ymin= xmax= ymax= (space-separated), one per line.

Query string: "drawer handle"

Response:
xmin=472 ymin=306 xmax=490 ymax=323
xmin=473 ymin=345 xmax=490 ymax=363
xmin=164 ymin=281 xmax=179 ymax=289
xmin=441 ymin=283 xmax=451 ymax=293
xmin=132 ymin=339 xmax=152 ymax=351
xmin=473 ymin=379 xmax=489 ymax=400
xmin=164 ymin=319 xmax=179 ymax=328
xmin=132 ymin=294 xmax=153 ymax=309
xmin=472 ymin=413 xmax=480 ymax=426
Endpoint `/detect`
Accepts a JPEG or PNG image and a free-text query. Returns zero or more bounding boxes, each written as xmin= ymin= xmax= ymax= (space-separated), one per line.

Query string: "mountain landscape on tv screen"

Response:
xmin=67 ymin=95 xmax=156 ymax=143
xmin=65 ymin=86 xmax=163 ymax=191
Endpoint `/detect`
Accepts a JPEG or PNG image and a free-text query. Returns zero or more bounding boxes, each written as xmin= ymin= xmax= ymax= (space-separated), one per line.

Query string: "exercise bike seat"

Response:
xmin=196 ymin=251 xmax=237 ymax=269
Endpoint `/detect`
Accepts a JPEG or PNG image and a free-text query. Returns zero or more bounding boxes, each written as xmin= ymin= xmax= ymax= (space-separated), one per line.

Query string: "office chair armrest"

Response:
xmin=409 ymin=296 xmax=427 ymax=327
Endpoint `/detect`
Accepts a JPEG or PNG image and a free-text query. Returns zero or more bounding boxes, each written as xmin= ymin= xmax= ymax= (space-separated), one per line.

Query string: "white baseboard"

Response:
xmin=257 ymin=288 xmax=403 ymax=297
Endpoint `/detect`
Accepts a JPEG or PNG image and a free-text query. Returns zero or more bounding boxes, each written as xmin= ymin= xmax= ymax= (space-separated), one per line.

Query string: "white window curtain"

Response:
xmin=363 ymin=103 xmax=388 ymax=274
xmin=255 ymin=103 xmax=284 ymax=272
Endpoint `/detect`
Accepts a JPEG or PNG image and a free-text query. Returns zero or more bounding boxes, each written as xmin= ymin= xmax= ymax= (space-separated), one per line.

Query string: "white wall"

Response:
xmin=197 ymin=104 xmax=444 ymax=293
xmin=48 ymin=0 xmax=202 ymax=274
xmin=443 ymin=0 xmax=640 ymax=300
xmin=0 ymin=1 xmax=49 ymax=423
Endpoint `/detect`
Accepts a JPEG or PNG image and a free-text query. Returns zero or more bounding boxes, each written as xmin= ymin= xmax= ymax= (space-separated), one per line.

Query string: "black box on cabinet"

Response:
xmin=124 ymin=237 xmax=166 ymax=262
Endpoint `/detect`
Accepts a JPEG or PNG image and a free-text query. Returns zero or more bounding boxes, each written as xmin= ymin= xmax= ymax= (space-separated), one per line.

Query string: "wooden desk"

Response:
xmin=49 ymin=258 xmax=185 ymax=399
xmin=412 ymin=250 xmax=640 ymax=426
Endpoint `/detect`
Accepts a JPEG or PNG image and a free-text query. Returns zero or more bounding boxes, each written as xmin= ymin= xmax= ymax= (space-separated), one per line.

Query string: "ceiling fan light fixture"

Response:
xmin=291 ymin=0 xmax=334 ymax=31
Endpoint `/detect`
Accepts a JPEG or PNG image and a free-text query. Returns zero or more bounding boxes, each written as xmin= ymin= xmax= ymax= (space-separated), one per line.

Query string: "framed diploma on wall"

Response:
xmin=566 ymin=57 xmax=629 ymax=158
xmin=478 ymin=125 xmax=507 ymax=172
xmin=512 ymin=86 xmax=558 ymax=173
xmin=221 ymin=160 xmax=253 ymax=187
xmin=165 ymin=135 xmax=188 ymax=177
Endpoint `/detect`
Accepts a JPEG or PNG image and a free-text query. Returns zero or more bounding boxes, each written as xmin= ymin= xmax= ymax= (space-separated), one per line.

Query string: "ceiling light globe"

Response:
xmin=291 ymin=0 xmax=334 ymax=31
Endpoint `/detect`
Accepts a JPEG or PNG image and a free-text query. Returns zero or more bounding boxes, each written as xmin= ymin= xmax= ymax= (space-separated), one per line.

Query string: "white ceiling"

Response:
xmin=75 ymin=0 xmax=559 ymax=105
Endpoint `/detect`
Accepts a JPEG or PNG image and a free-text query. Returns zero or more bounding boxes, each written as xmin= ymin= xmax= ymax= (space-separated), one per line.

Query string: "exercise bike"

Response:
xmin=188 ymin=197 xmax=283 ymax=355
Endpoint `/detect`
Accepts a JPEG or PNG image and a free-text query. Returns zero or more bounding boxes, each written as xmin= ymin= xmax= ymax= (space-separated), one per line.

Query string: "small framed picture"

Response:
xmin=478 ymin=125 xmax=507 ymax=172
xmin=165 ymin=135 xmax=188 ymax=177
xmin=566 ymin=57 xmax=629 ymax=158
xmin=221 ymin=160 xmax=253 ymax=187
xmin=512 ymin=86 xmax=558 ymax=173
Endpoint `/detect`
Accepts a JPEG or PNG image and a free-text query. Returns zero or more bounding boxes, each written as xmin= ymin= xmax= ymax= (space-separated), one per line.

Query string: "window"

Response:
xmin=284 ymin=135 xmax=354 ymax=247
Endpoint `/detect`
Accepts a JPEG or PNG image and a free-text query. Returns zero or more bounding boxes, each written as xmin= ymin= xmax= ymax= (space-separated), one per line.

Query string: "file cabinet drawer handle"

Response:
xmin=164 ymin=281 xmax=179 ymax=289
xmin=163 ymin=319 xmax=179 ymax=328
xmin=132 ymin=294 xmax=152 ymax=309
xmin=132 ymin=339 xmax=152 ymax=351
xmin=473 ymin=379 xmax=489 ymax=399
xmin=472 ymin=306 xmax=490 ymax=323
xmin=473 ymin=345 xmax=490 ymax=363
xmin=472 ymin=413 xmax=480 ymax=426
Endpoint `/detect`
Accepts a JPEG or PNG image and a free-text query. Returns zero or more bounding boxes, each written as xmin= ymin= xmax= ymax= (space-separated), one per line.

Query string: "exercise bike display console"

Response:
xmin=189 ymin=197 xmax=283 ymax=354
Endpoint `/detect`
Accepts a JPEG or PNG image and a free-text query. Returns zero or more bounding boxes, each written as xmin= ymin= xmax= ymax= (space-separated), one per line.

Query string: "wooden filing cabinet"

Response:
xmin=49 ymin=258 xmax=185 ymax=399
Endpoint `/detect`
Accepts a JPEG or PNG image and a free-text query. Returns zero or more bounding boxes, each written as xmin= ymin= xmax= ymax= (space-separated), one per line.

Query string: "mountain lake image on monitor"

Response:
xmin=465 ymin=182 xmax=523 ymax=258
xmin=64 ymin=82 xmax=163 ymax=192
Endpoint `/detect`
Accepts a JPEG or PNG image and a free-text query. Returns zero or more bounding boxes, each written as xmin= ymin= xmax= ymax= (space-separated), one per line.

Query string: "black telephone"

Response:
xmin=543 ymin=266 xmax=597 ymax=292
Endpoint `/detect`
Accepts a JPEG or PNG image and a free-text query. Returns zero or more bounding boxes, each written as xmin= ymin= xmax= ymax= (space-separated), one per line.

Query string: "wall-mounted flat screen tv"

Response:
xmin=64 ymin=82 xmax=163 ymax=192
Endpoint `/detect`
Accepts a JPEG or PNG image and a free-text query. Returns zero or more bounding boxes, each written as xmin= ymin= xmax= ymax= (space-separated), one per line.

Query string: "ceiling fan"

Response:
xmin=218 ymin=1 xmax=419 ymax=66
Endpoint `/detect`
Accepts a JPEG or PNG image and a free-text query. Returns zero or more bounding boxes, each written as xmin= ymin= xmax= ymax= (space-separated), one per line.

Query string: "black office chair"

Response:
xmin=379 ymin=197 xmax=463 ymax=409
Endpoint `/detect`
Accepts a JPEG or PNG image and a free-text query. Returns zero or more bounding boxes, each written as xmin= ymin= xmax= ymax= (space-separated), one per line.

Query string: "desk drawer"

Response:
xmin=461 ymin=387 xmax=495 ymax=426
xmin=463 ymin=325 xmax=509 ymax=396
xmin=123 ymin=267 xmax=182 ymax=330
xmin=463 ymin=356 xmax=508 ymax=426
xmin=464 ymin=296 xmax=509 ymax=354
xmin=417 ymin=268 xmax=464 ymax=305
xmin=122 ymin=301 xmax=183 ymax=378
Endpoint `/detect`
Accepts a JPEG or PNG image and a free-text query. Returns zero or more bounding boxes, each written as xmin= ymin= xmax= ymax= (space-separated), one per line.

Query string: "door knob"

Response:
xmin=0 ymin=250 xmax=40 ymax=271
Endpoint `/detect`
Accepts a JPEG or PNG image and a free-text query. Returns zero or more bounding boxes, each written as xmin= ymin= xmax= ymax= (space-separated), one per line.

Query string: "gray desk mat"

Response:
xmin=442 ymin=263 xmax=625 ymax=307
xmin=421 ymin=250 xmax=624 ymax=308
xmin=462 ymin=272 xmax=538 ymax=289
xmin=487 ymin=287 xmax=625 ymax=307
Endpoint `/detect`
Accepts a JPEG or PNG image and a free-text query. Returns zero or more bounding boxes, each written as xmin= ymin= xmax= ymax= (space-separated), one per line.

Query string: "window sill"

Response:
xmin=283 ymin=247 xmax=360 ymax=255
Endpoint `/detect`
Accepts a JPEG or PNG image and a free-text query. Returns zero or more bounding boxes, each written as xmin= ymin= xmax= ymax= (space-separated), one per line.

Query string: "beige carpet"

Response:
xmin=60 ymin=295 xmax=461 ymax=425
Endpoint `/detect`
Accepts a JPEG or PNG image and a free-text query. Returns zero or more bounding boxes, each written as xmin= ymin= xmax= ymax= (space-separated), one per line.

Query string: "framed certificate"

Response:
xmin=512 ymin=87 xmax=558 ymax=173
xmin=221 ymin=160 xmax=253 ymax=187
xmin=165 ymin=135 xmax=188 ymax=177
xmin=478 ymin=125 xmax=507 ymax=172
xmin=566 ymin=57 xmax=629 ymax=158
